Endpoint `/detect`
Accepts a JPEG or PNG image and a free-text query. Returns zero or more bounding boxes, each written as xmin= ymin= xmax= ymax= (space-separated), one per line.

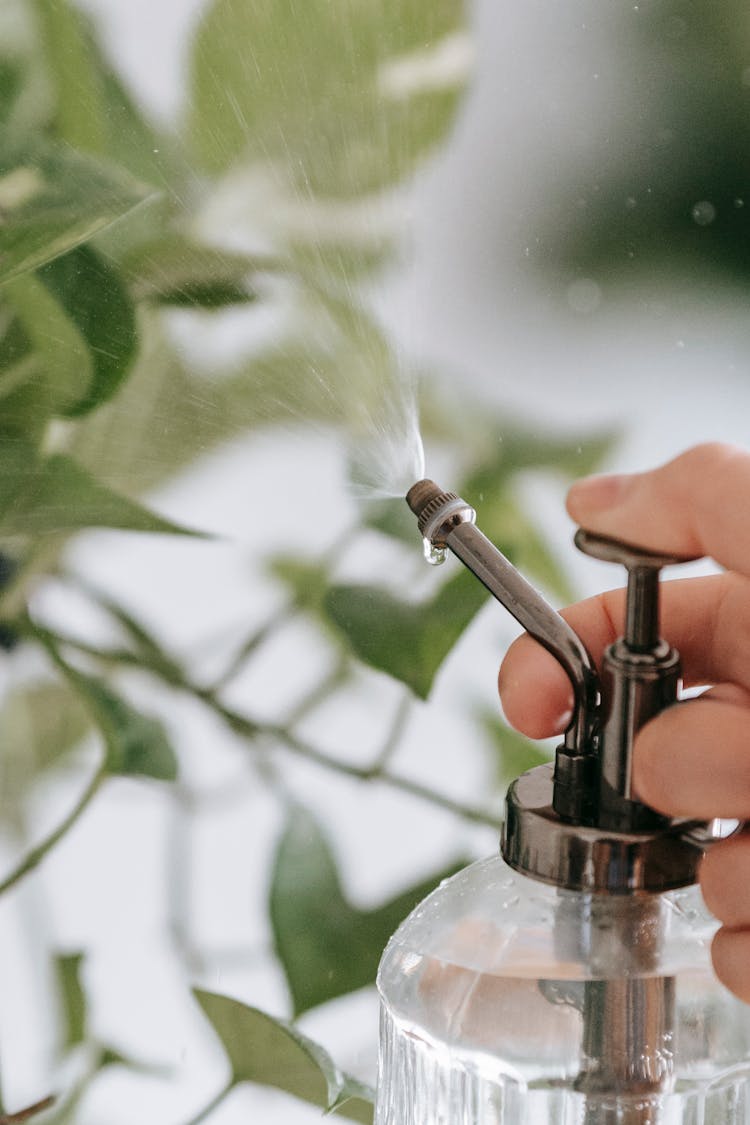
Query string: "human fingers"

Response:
xmin=701 ymin=829 xmax=750 ymax=930
xmin=711 ymin=929 xmax=750 ymax=1005
xmin=566 ymin=442 xmax=750 ymax=576
xmin=632 ymin=685 xmax=750 ymax=819
xmin=498 ymin=572 xmax=750 ymax=738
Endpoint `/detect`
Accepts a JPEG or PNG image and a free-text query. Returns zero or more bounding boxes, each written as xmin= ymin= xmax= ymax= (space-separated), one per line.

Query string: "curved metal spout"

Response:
xmin=406 ymin=480 xmax=600 ymax=756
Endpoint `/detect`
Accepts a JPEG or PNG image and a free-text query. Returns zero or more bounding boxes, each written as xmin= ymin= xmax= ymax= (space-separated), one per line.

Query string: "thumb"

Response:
xmin=566 ymin=442 xmax=750 ymax=577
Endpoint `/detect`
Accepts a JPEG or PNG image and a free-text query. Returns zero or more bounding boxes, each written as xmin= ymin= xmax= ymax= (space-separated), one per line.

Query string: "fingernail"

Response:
xmin=568 ymin=472 xmax=634 ymax=512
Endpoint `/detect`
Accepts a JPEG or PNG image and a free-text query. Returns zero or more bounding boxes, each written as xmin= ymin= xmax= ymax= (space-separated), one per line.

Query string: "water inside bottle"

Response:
xmin=375 ymin=857 xmax=750 ymax=1125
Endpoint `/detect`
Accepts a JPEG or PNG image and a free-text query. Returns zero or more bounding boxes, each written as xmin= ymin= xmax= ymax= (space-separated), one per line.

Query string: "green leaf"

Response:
xmin=188 ymin=0 xmax=468 ymax=196
xmin=94 ymin=687 xmax=177 ymax=781
xmin=36 ymin=244 xmax=137 ymax=415
xmin=0 ymin=59 xmax=22 ymax=127
xmin=122 ymin=234 xmax=260 ymax=308
xmin=330 ymin=1075 xmax=377 ymax=1125
xmin=363 ymin=497 xmax=418 ymax=545
xmin=0 ymin=444 xmax=204 ymax=537
xmin=462 ymin=429 xmax=615 ymax=498
xmin=194 ymin=989 xmax=373 ymax=1123
xmin=0 ymin=128 xmax=152 ymax=285
xmin=30 ymin=0 xmax=107 ymax=155
xmin=271 ymin=806 xmax=466 ymax=1015
xmin=0 ymin=679 xmax=92 ymax=828
xmin=69 ymin=675 xmax=177 ymax=781
xmin=478 ymin=709 xmax=551 ymax=791
xmin=2 ymin=681 xmax=90 ymax=773
xmin=70 ymin=328 xmax=348 ymax=497
xmin=1 ymin=271 xmax=92 ymax=422
xmin=324 ymin=568 xmax=486 ymax=698
xmin=55 ymin=951 xmax=86 ymax=1049
xmin=268 ymin=557 xmax=330 ymax=615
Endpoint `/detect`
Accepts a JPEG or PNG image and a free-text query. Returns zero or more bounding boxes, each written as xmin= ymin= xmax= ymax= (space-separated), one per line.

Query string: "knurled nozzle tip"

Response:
xmin=405 ymin=479 xmax=444 ymax=518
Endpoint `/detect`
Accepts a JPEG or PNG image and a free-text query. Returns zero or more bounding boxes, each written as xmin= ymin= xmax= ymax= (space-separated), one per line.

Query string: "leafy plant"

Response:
xmin=0 ymin=2 xmax=613 ymax=1123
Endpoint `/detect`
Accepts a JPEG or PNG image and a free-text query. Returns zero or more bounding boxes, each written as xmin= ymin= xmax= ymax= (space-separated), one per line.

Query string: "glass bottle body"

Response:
xmin=375 ymin=855 xmax=750 ymax=1125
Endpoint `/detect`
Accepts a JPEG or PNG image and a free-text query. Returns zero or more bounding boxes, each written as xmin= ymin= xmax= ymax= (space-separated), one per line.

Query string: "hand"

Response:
xmin=498 ymin=442 xmax=750 ymax=1003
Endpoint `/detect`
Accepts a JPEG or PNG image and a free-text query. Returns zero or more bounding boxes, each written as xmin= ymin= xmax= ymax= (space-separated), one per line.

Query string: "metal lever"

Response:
xmin=575 ymin=530 xmax=698 ymax=831
xmin=574 ymin=530 xmax=698 ymax=652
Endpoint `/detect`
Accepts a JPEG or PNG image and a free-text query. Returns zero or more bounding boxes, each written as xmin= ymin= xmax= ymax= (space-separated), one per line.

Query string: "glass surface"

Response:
xmin=376 ymin=856 xmax=750 ymax=1124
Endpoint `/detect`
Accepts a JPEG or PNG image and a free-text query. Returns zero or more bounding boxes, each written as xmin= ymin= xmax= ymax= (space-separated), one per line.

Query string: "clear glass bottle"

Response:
xmin=376 ymin=854 xmax=750 ymax=1125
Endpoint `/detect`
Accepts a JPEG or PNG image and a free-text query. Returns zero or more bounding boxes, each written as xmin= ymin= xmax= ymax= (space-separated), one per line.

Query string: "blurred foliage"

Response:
xmin=270 ymin=807 xmax=467 ymax=1015
xmin=189 ymin=0 xmax=468 ymax=196
xmin=478 ymin=708 xmax=552 ymax=794
xmin=537 ymin=1 xmax=750 ymax=287
xmin=0 ymin=0 xmax=618 ymax=1122
xmin=195 ymin=990 xmax=375 ymax=1124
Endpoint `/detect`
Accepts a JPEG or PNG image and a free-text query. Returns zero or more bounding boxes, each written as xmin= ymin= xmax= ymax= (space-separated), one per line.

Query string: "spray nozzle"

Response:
xmin=407 ymin=479 xmax=600 ymax=762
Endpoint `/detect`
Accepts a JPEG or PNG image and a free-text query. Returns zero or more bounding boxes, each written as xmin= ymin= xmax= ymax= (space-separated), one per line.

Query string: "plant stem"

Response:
xmin=0 ymin=1095 xmax=56 ymax=1124
xmin=261 ymin=724 xmax=503 ymax=830
xmin=30 ymin=623 xmax=504 ymax=831
xmin=211 ymin=603 xmax=298 ymax=691
xmin=283 ymin=656 xmax=349 ymax=727
xmin=0 ymin=763 xmax=106 ymax=897
xmin=369 ymin=692 xmax=412 ymax=775
xmin=182 ymin=1082 xmax=233 ymax=1125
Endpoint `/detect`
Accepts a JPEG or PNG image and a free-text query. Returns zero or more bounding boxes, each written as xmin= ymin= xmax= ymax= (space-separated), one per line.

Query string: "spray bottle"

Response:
xmin=375 ymin=480 xmax=750 ymax=1125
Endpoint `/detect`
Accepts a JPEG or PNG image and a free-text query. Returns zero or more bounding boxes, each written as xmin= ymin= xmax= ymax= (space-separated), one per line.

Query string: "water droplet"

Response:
xmin=691 ymin=200 xmax=716 ymax=226
xmin=423 ymin=538 xmax=447 ymax=566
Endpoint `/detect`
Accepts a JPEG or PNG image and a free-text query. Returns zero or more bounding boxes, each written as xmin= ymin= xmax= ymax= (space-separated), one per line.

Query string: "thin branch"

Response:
xmin=0 ymin=763 xmax=106 ymax=898
xmin=283 ymin=656 xmax=350 ymax=727
xmin=211 ymin=604 xmax=298 ymax=692
xmin=29 ymin=624 xmax=504 ymax=830
xmin=166 ymin=784 xmax=202 ymax=975
xmin=269 ymin=726 xmax=503 ymax=830
xmin=181 ymin=1082 xmax=233 ymax=1125
xmin=368 ymin=692 xmax=413 ymax=776
xmin=0 ymin=1096 xmax=56 ymax=1124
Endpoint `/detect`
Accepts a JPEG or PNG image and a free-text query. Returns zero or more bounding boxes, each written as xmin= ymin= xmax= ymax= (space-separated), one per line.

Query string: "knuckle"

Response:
xmin=680 ymin=441 xmax=745 ymax=475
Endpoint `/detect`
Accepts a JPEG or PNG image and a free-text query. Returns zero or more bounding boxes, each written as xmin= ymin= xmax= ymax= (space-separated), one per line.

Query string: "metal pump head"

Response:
xmin=406 ymin=480 xmax=601 ymax=763
xmin=407 ymin=479 xmax=706 ymax=893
